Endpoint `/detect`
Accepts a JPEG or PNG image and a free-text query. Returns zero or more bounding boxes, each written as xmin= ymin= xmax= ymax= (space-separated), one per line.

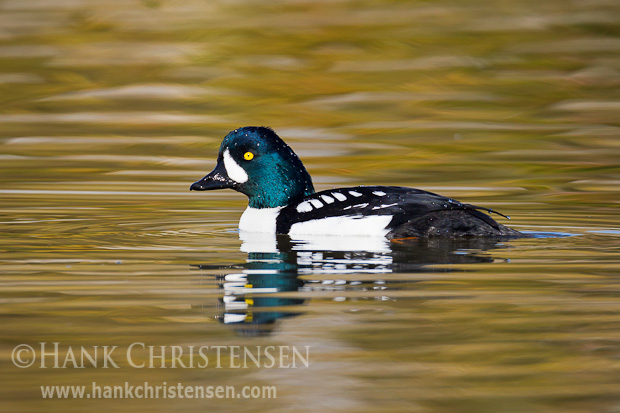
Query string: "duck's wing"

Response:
xmin=367 ymin=186 xmax=520 ymax=238
xmin=276 ymin=185 xmax=520 ymax=238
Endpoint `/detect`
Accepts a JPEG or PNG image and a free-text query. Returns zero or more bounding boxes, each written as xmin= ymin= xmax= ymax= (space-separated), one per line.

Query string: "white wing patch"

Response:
xmin=332 ymin=192 xmax=347 ymax=201
xmin=373 ymin=191 xmax=387 ymax=196
xmin=289 ymin=215 xmax=392 ymax=237
xmin=372 ymin=203 xmax=398 ymax=210
xmin=320 ymin=195 xmax=335 ymax=204
xmin=343 ymin=203 xmax=369 ymax=210
xmin=223 ymin=149 xmax=248 ymax=183
xmin=296 ymin=198 xmax=325 ymax=212
xmin=296 ymin=201 xmax=313 ymax=213
xmin=309 ymin=199 xmax=323 ymax=208
xmin=349 ymin=190 xmax=362 ymax=197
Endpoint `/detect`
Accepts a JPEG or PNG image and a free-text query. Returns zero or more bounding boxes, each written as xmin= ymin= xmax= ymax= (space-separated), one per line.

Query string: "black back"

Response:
xmin=275 ymin=185 xmax=522 ymax=238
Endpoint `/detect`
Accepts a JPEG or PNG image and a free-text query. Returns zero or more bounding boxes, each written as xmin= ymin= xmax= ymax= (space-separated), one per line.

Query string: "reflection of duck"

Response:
xmin=194 ymin=235 xmax=508 ymax=336
xmin=192 ymin=248 xmax=305 ymax=336
xmin=191 ymin=126 xmax=524 ymax=238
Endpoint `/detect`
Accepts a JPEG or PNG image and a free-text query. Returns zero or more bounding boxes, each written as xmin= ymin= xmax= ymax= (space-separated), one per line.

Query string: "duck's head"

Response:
xmin=190 ymin=127 xmax=315 ymax=208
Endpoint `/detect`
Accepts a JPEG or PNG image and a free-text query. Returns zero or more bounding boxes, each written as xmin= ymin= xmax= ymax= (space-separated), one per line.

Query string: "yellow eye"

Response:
xmin=244 ymin=152 xmax=254 ymax=161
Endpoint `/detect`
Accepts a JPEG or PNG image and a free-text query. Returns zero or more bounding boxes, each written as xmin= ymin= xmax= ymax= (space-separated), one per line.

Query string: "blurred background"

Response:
xmin=1 ymin=0 xmax=619 ymax=412
xmin=0 ymin=0 xmax=618 ymax=210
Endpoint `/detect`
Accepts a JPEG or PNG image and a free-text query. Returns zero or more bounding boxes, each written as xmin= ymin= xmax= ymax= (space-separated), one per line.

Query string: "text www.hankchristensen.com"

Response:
xmin=41 ymin=382 xmax=276 ymax=399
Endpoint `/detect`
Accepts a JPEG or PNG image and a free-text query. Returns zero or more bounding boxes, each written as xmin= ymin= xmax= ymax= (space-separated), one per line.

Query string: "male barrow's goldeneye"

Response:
xmin=190 ymin=127 xmax=524 ymax=239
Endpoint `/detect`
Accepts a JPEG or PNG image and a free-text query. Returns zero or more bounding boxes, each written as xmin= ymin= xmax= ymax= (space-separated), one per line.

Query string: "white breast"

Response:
xmin=239 ymin=206 xmax=282 ymax=233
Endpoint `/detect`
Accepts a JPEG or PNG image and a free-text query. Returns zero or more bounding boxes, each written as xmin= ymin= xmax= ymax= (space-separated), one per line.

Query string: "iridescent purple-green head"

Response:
xmin=190 ymin=127 xmax=315 ymax=208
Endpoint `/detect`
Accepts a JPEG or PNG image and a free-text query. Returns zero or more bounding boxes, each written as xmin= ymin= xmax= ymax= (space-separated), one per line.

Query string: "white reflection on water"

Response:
xmin=209 ymin=233 xmax=507 ymax=336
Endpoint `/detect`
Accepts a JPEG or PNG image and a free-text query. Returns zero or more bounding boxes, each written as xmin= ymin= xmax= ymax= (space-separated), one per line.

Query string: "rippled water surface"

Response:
xmin=1 ymin=0 xmax=619 ymax=412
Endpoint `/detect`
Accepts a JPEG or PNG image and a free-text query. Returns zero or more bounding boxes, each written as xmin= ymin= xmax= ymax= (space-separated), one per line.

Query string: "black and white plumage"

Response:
xmin=275 ymin=186 xmax=521 ymax=238
xmin=190 ymin=127 xmax=525 ymax=239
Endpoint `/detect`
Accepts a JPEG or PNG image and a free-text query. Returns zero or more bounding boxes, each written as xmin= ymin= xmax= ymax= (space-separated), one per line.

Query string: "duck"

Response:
xmin=190 ymin=126 xmax=525 ymax=239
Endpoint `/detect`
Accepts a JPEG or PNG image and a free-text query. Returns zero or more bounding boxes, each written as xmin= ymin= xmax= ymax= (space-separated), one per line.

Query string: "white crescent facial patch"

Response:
xmin=223 ymin=148 xmax=248 ymax=184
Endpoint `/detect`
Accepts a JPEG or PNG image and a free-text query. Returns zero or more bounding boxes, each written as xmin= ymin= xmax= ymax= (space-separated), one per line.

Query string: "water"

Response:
xmin=1 ymin=0 xmax=619 ymax=411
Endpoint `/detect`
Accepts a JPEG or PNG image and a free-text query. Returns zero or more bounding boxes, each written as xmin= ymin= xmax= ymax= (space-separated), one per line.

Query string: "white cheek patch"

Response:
xmin=223 ymin=149 xmax=248 ymax=183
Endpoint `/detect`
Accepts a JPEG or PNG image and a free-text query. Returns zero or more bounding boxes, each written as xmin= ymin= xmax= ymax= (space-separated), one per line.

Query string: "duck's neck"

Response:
xmin=245 ymin=167 xmax=315 ymax=209
xmin=247 ymin=183 xmax=314 ymax=208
